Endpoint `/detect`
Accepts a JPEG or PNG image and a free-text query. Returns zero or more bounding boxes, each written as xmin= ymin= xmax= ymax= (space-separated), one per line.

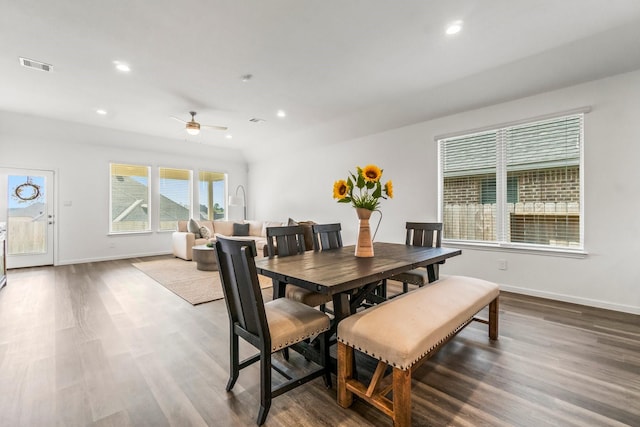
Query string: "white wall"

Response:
xmin=250 ymin=70 xmax=640 ymax=314
xmin=0 ymin=111 xmax=248 ymax=265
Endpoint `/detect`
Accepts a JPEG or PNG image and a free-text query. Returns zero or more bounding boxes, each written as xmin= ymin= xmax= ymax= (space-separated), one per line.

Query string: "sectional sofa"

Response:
xmin=172 ymin=219 xmax=284 ymax=261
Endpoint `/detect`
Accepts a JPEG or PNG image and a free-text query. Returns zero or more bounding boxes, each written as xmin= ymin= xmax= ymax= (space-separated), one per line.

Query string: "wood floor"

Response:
xmin=1 ymin=256 xmax=638 ymax=427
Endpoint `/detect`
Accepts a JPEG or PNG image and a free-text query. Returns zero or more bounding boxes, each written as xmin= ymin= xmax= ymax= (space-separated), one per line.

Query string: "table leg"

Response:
xmin=272 ymin=279 xmax=286 ymax=300
xmin=332 ymin=293 xmax=351 ymax=326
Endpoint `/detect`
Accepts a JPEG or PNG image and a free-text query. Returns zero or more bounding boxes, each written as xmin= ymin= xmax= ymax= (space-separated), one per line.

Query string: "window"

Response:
xmin=110 ymin=163 xmax=151 ymax=233
xmin=159 ymin=167 xmax=191 ymax=231
xmin=198 ymin=171 xmax=226 ymax=220
xmin=439 ymin=114 xmax=583 ymax=250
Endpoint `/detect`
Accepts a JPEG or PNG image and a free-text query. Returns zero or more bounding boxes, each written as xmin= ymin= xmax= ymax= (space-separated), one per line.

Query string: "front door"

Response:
xmin=0 ymin=168 xmax=55 ymax=268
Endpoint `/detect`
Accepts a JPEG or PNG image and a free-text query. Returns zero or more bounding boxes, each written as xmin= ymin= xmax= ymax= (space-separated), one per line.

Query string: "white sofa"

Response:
xmin=172 ymin=219 xmax=283 ymax=260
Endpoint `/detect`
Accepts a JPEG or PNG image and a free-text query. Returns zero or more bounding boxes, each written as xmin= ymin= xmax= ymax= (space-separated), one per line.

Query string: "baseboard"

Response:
xmin=499 ymin=284 xmax=640 ymax=315
xmin=56 ymin=251 xmax=173 ymax=266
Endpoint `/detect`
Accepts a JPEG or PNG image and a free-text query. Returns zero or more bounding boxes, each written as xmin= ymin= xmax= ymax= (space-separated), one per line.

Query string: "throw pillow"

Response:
xmin=233 ymin=222 xmax=250 ymax=236
xmin=199 ymin=226 xmax=211 ymax=239
xmin=188 ymin=218 xmax=202 ymax=238
xmin=288 ymin=218 xmax=316 ymax=251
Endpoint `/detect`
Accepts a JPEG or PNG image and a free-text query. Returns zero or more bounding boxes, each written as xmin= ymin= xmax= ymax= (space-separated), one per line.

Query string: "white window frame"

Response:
xmin=437 ymin=108 xmax=588 ymax=256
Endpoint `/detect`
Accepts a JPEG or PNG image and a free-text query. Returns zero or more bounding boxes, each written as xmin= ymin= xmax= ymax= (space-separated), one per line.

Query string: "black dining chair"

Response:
xmin=392 ymin=222 xmax=443 ymax=293
xmin=312 ymin=222 xmax=387 ymax=302
xmin=311 ymin=223 xmax=343 ymax=251
xmin=266 ymin=225 xmax=332 ymax=309
xmin=214 ymin=236 xmax=332 ymax=425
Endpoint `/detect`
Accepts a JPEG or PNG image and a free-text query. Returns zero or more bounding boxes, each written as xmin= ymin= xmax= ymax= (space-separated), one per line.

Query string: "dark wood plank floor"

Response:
xmin=1 ymin=256 xmax=638 ymax=426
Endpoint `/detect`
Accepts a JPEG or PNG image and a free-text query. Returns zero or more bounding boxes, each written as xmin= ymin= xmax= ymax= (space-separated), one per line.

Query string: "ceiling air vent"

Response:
xmin=19 ymin=57 xmax=52 ymax=72
xmin=249 ymin=118 xmax=266 ymax=123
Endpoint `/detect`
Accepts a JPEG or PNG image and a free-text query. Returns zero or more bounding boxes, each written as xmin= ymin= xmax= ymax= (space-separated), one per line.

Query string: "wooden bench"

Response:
xmin=337 ymin=275 xmax=500 ymax=427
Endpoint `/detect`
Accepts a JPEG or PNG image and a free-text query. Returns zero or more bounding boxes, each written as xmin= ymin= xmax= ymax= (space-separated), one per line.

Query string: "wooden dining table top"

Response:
xmin=255 ymin=242 xmax=462 ymax=296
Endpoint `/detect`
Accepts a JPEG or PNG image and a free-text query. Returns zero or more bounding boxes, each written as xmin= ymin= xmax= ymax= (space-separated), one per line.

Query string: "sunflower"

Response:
xmin=333 ymin=179 xmax=350 ymax=199
xmin=384 ymin=180 xmax=393 ymax=198
xmin=334 ymin=164 xmax=392 ymax=210
xmin=361 ymin=164 xmax=382 ymax=183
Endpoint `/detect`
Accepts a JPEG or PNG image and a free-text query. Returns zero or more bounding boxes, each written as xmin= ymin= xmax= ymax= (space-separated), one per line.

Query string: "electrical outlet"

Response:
xmin=497 ymin=259 xmax=507 ymax=270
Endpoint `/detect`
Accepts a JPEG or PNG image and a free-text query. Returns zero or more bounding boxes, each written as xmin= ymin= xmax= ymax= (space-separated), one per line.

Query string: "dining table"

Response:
xmin=255 ymin=242 xmax=462 ymax=345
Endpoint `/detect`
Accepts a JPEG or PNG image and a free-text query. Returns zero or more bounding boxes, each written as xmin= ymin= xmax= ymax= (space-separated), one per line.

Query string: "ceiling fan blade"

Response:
xmin=170 ymin=116 xmax=188 ymax=124
xmin=202 ymin=124 xmax=228 ymax=131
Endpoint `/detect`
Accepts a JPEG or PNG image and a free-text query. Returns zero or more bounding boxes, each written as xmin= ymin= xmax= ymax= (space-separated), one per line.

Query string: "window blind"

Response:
xmin=198 ymin=171 xmax=226 ymax=220
xmin=110 ymin=163 xmax=151 ymax=233
xmin=439 ymin=114 xmax=583 ymax=250
xmin=159 ymin=168 xmax=191 ymax=231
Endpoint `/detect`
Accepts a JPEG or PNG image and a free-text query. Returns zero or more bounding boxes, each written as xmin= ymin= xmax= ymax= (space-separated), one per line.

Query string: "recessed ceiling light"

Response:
xmin=277 ymin=110 xmax=286 ymax=118
xmin=446 ymin=20 xmax=463 ymax=35
xmin=96 ymin=109 xmax=107 ymax=115
xmin=225 ymin=134 xmax=233 ymax=139
xmin=113 ymin=60 xmax=130 ymax=72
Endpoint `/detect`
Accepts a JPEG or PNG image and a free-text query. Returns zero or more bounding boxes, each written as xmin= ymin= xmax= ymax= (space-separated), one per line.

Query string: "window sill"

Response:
xmin=443 ymin=240 xmax=588 ymax=259
xmin=108 ymin=231 xmax=153 ymax=236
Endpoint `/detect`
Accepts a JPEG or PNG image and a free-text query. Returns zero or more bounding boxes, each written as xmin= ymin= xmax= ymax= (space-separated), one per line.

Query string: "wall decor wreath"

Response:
xmin=12 ymin=177 xmax=42 ymax=203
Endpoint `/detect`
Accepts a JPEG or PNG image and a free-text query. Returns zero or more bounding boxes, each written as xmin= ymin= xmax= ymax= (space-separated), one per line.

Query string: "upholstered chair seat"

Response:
xmin=392 ymin=268 xmax=430 ymax=287
xmin=284 ymin=286 xmax=332 ymax=309
xmin=265 ymin=298 xmax=330 ymax=351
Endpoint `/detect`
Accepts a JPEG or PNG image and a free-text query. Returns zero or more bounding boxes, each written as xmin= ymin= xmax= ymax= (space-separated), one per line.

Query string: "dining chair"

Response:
xmin=266 ymin=225 xmax=332 ymax=309
xmin=312 ymin=222 xmax=387 ymax=302
xmin=392 ymin=222 xmax=443 ymax=293
xmin=311 ymin=223 xmax=343 ymax=251
xmin=214 ymin=236 xmax=332 ymax=425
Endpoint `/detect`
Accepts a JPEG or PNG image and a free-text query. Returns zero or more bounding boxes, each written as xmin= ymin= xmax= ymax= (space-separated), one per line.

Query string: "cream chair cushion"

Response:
xmin=265 ymin=298 xmax=330 ymax=352
xmin=285 ymin=285 xmax=332 ymax=308
xmin=393 ymin=268 xmax=430 ymax=286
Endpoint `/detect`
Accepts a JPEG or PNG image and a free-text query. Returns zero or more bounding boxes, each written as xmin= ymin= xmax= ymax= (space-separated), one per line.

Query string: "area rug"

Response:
xmin=132 ymin=258 xmax=272 ymax=305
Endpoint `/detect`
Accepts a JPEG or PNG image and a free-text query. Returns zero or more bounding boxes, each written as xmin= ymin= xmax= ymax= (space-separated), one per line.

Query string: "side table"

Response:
xmin=192 ymin=244 xmax=218 ymax=271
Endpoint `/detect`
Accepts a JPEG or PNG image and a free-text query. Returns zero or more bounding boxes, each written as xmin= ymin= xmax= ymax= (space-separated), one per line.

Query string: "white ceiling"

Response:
xmin=3 ymin=0 xmax=640 ymax=160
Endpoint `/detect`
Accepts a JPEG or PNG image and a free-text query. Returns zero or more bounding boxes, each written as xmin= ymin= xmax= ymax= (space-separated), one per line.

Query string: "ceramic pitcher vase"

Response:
xmin=355 ymin=208 xmax=374 ymax=257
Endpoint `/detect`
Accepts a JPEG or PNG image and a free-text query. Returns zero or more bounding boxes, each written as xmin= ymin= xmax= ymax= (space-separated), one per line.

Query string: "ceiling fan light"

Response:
xmin=186 ymin=122 xmax=200 ymax=135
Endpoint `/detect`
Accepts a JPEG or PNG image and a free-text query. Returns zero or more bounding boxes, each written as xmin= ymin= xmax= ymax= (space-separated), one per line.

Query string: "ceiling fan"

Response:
xmin=170 ymin=111 xmax=228 ymax=135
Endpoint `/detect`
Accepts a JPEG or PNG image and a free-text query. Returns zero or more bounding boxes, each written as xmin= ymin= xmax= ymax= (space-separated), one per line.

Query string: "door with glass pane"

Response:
xmin=0 ymin=169 xmax=55 ymax=268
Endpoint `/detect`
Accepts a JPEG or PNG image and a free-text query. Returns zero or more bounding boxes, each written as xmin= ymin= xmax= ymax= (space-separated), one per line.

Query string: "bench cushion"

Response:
xmin=337 ymin=275 xmax=499 ymax=370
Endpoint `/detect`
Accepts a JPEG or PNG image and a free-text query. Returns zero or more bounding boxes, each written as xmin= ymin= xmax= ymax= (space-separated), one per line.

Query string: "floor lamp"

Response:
xmin=229 ymin=185 xmax=247 ymax=220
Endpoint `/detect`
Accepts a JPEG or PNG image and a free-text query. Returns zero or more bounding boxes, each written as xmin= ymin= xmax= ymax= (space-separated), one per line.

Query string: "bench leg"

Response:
xmin=337 ymin=342 xmax=354 ymax=408
xmin=489 ymin=297 xmax=499 ymax=340
xmin=392 ymin=368 xmax=411 ymax=427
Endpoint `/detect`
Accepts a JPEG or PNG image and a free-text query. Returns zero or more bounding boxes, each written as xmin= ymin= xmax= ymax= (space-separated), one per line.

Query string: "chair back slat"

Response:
xmin=405 ymin=222 xmax=443 ymax=248
xmin=215 ymin=237 xmax=269 ymax=343
xmin=266 ymin=225 xmax=305 ymax=258
xmin=312 ymin=223 xmax=343 ymax=251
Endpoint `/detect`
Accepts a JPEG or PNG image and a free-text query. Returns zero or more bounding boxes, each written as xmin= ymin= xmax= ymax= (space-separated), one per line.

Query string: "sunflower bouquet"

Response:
xmin=333 ymin=164 xmax=393 ymax=211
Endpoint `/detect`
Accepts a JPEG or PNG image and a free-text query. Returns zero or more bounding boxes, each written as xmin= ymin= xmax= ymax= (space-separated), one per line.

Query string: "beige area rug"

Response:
xmin=132 ymin=258 xmax=272 ymax=305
